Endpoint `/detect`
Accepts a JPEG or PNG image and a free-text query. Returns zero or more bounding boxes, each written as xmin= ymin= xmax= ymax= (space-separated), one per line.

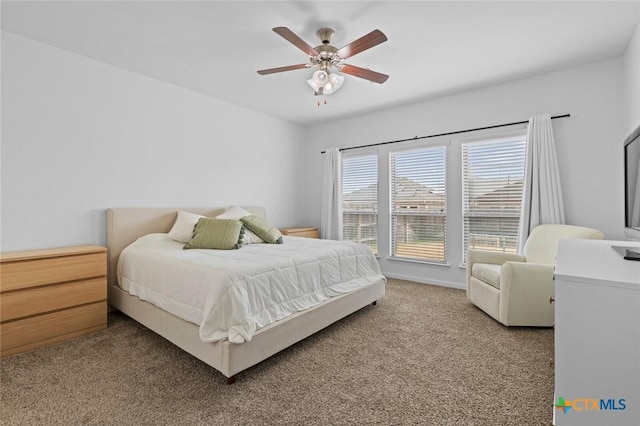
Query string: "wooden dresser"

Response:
xmin=0 ymin=245 xmax=108 ymax=357
xmin=279 ymin=227 xmax=319 ymax=239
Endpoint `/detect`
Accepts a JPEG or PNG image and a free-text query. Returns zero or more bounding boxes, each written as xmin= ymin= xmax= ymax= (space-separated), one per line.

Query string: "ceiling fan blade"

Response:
xmin=341 ymin=64 xmax=389 ymax=84
xmin=257 ymin=64 xmax=310 ymax=75
xmin=272 ymin=27 xmax=318 ymax=56
xmin=335 ymin=29 xmax=387 ymax=60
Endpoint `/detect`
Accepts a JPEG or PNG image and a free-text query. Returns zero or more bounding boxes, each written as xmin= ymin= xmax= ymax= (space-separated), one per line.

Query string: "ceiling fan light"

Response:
xmin=308 ymin=70 xmax=344 ymax=95
xmin=323 ymin=73 xmax=344 ymax=95
xmin=307 ymin=78 xmax=321 ymax=92
xmin=329 ymin=73 xmax=344 ymax=89
xmin=312 ymin=70 xmax=329 ymax=86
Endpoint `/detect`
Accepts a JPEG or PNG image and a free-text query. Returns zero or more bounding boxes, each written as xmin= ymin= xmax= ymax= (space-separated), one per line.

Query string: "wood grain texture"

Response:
xmin=0 ymin=245 xmax=106 ymax=262
xmin=0 ymin=277 xmax=106 ymax=322
xmin=0 ymin=245 xmax=107 ymax=357
xmin=336 ymin=29 xmax=387 ymax=60
xmin=279 ymin=227 xmax=320 ymax=239
xmin=257 ymin=64 xmax=309 ymax=75
xmin=1 ymin=301 xmax=107 ymax=355
xmin=272 ymin=27 xmax=317 ymax=56
xmin=1 ymin=248 xmax=106 ymax=292
xmin=0 ymin=323 xmax=107 ymax=358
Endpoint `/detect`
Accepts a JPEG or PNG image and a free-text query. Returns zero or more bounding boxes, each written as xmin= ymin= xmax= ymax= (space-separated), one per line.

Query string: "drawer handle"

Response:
xmin=549 ymin=296 xmax=555 ymax=304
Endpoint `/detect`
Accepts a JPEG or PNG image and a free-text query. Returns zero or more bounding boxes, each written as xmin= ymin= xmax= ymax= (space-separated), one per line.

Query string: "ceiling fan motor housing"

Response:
xmin=313 ymin=28 xmax=338 ymax=66
xmin=316 ymin=28 xmax=334 ymax=45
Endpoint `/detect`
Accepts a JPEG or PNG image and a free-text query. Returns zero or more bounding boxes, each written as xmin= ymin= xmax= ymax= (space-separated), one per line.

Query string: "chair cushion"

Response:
xmin=471 ymin=263 xmax=502 ymax=289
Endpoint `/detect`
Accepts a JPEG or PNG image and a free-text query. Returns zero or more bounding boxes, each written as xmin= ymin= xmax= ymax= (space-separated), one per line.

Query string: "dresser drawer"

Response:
xmin=0 ymin=252 xmax=106 ymax=292
xmin=280 ymin=227 xmax=319 ymax=239
xmin=0 ymin=277 xmax=106 ymax=322
xmin=0 ymin=301 xmax=107 ymax=356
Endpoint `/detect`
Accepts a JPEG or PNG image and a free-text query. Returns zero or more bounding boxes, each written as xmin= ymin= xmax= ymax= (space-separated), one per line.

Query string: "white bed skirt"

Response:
xmin=109 ymin=277 xmax=385 ymax=379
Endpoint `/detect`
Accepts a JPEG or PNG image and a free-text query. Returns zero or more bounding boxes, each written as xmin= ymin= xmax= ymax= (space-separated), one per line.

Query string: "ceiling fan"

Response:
xmin=257 ymin=27 xmax=389 ymax=96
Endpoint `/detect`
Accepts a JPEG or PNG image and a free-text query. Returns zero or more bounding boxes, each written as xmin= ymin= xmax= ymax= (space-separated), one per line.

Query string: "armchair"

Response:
xmin=466 ymin=224 xmax=604 ymax=326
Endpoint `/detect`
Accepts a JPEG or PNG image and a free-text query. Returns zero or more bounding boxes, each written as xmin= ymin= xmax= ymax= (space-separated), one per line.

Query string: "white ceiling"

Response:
xmin=2 ymin=1 xmax=640 ymax=127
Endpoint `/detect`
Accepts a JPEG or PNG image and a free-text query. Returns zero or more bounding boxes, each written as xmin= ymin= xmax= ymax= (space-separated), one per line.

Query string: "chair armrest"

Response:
xmin=503 ymin=261 xmax=553 ymax=272
xmin=466 ymin=250 xmax=527 ymax=300
xmin=501 ymin=262 xmax=555 ymax=289
xmin=467 ymin=249 xmax=526 ymax=267
xmin=499 ymin=262 xmax=555 ymax=326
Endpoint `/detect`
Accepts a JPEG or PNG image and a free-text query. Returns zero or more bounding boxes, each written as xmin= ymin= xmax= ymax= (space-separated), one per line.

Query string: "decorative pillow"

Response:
xmin=216 ymin=205 xmax=253 ymax=219
xmin=240 ymin=215 xmax=283 ymax=244
xmin=183 ymin=218 xmax=245 ymax=250
xmin=216 ymin=206 xmax=264 ymax=244
xmin=167 ymin=211 xmax=205 ymax=243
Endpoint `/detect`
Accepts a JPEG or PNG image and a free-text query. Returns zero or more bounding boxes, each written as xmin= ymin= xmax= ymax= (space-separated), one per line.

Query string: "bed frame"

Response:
xmin=106 ymin=207 xmax=385 ymax=383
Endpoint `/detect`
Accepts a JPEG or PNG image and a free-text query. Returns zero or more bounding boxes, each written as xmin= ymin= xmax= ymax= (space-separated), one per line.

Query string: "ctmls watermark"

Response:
xmin=555 ymin=397 xmax=627 ymax=414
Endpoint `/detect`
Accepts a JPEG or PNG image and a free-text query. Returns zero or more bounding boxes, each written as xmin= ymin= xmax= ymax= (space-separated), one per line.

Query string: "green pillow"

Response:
xmin=184 ymin=218 xmax=245 ymax=250
xmin=240 ymin=215 xmax=283 ymax=244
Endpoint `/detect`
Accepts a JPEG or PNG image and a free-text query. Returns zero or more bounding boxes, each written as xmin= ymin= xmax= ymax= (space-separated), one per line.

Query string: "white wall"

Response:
xmin=0 ymin=32 xmax=306 ymax=252
xmin=303 ymin=58 xmax=625 ymax=288
xmin=623 ymin=21 xmax=640 ymax=134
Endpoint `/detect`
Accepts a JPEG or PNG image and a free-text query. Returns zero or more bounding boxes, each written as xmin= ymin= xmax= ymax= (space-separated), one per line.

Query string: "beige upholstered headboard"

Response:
xmin=106 ymin=207 xmax=266 ymax=290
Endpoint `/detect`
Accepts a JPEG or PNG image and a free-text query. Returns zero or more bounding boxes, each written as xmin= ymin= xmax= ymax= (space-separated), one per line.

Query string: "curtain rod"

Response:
xmin=320 ymin=113 xmax=570 ymax=154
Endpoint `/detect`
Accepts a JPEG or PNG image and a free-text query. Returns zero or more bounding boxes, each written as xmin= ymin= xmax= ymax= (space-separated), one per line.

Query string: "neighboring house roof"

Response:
xmin=344 ymin=177 xmax=523 ymax=210
xmin=343 ymin=182 xmax=378 ymax=203
xmin=344 ymin=177 xmax=444 ymax=210
xmin=392 ymin=176 xmax=441 ymax=201
xmin=471 ymin=180 xmax=524 ymax=208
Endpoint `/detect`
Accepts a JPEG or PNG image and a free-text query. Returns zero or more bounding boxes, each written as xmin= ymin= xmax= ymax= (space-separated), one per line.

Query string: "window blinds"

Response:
xmin=342 ymin=153 xmax=378 ymax=253
xmin=462 ymin=136 xmax=526 ymax=264
xmin=390 ymin=146 xmax=447 ymax=263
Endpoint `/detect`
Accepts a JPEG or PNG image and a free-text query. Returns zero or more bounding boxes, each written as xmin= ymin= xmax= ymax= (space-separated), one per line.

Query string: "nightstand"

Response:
xmin=279 ymin=227 xmax=320 ymax=239
xmin=0 ymin=245 xmax=108 ymax=357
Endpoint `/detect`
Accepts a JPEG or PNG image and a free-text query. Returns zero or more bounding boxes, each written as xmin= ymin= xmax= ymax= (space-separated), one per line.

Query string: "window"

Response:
xmin=390 ymin=146 xmax=447 ymax=263
xmin=462 ymin=136 xmax=527 ymax=264
xmin=342 ymin=153 xmax=378 ymax=253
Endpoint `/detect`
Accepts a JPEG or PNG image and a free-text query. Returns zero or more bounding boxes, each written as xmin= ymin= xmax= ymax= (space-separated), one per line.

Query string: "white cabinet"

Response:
xmin=554 ymin=239 xmax=640 ymax=426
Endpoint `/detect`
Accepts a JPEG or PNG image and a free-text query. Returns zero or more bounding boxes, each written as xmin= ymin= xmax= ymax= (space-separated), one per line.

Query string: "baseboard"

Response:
xmin=383 ymin=272 xmax=466 ymax=290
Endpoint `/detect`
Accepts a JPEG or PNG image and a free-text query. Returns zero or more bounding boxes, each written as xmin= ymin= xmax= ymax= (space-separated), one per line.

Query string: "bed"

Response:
xmin=107 ymin=207 xmax=386 ymax=383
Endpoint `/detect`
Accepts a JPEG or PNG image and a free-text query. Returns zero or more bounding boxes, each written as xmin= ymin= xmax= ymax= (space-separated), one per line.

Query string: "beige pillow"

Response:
xmin=168 ymin=211 xmax=205 ymax=243
xmin=184 ymin=218 xmax=244 ymax=250
xmin=240 ymin=215 xmax=283 ymax=244
xmin=216 ymin=206 xmax=264 ymax=244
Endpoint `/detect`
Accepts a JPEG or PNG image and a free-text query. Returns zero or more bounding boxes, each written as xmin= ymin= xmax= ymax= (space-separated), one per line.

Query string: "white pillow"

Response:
xmin=216 ymin=206 xmax=264 ymax=244
xmin=167 ymin=211 xmax=205 ymax=243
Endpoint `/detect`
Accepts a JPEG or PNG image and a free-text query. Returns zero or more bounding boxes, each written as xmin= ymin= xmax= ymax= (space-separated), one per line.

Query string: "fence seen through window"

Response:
xmin=390 ymin=146 xmax=447 ymax=263
xmin=342 ymin=153 xmax=378 ymax=254
xmin=462 ymin=136 xmax=527 ymax=264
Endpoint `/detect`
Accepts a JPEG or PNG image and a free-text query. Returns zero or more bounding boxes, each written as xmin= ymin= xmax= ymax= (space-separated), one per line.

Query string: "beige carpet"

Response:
xmin=0 ymin=279 xmax=554 ymax=425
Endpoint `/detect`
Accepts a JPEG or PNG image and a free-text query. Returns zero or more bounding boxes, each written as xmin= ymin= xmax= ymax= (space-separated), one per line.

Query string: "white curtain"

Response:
xmin=321 ymin=148 xmax=343 ymax=240
xmin=517 ymin=114 xmax=565 ymax=253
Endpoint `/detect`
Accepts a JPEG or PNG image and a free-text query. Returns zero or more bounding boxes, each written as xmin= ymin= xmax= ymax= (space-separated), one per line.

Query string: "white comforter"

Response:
xmin=117 ymin=234 xmax=384 ymax=344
